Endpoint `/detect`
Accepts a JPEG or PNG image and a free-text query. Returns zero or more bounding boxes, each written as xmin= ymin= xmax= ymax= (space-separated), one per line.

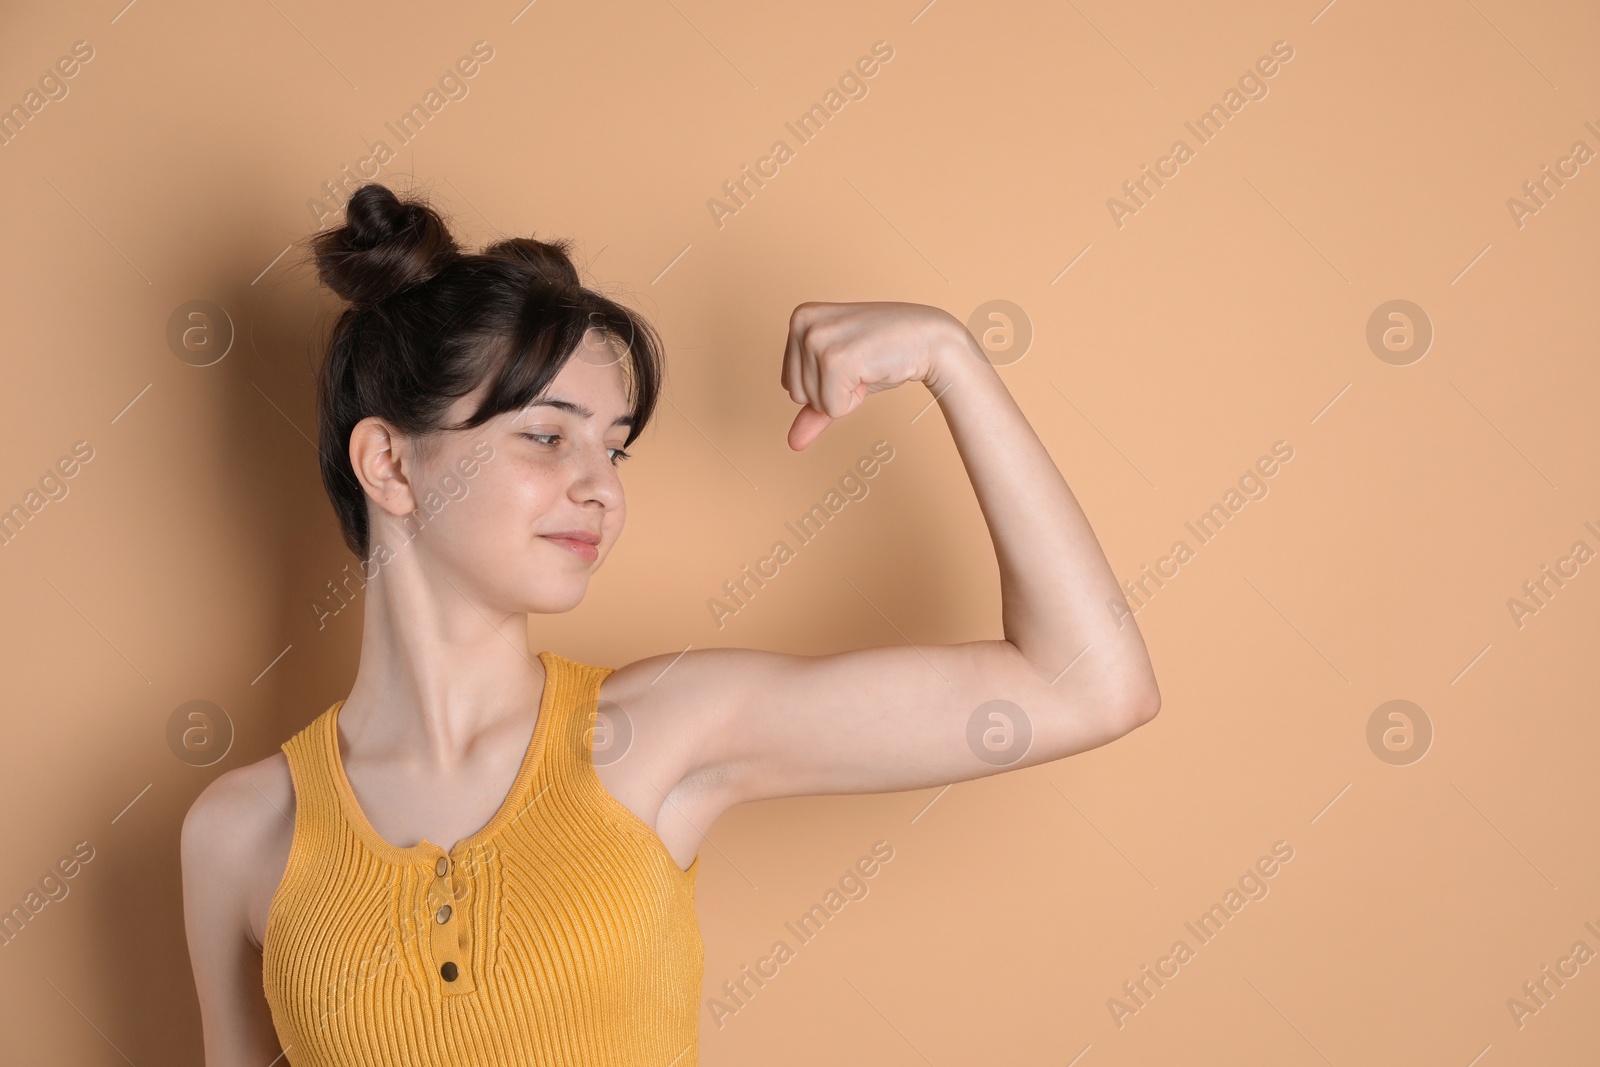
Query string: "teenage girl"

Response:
xmin=180 ymin=182 xmax=1160 ymax=1066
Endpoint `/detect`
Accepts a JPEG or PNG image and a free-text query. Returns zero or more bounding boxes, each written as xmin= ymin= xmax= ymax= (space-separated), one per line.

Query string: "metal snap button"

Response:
xmin=440 ymin=961 xmax=459 ymax=982
xmin=435 ymin=856 xmax=449 ymax=878
xmin=435 ymin=904 xmax=452 ymax=924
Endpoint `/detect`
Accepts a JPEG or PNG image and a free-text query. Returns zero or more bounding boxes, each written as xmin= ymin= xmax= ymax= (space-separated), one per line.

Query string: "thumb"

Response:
xmin=787 ymin=404 xmax=833 ymax=451
xmin=788 ymin=381 xmax=869 ymax=451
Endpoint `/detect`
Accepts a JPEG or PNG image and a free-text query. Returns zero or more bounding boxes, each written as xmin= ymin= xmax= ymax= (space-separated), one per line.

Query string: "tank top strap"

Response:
xmin=278 ymin=703 xmax=349 ymax=855
xmin=534 ymin=650 xmax=621 ymax=784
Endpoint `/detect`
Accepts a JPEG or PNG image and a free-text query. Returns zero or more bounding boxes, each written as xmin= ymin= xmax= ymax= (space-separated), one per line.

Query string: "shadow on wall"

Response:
xmin=82 ymin=185 xmax=380 ymax=1065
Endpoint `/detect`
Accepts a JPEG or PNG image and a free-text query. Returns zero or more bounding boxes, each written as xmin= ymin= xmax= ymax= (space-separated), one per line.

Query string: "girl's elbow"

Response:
xmin=1120 ymin=686 xmax=1161 ymax=732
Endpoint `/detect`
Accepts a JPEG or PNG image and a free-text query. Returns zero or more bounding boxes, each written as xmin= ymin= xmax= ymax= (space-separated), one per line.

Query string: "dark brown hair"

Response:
xmin=308 ymin=182 xmax=664 ymax=558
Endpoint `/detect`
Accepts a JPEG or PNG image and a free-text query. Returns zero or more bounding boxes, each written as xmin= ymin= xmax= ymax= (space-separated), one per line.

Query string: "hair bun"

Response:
xmin=311 ymin=183 xmax=460 ymax=306
xmin=482 ymin=236 xmax=581 ymax=288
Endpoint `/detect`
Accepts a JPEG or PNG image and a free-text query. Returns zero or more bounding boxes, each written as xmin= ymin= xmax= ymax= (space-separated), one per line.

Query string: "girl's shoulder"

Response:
xmin=181 ymin=747 xmax=296 ymax=951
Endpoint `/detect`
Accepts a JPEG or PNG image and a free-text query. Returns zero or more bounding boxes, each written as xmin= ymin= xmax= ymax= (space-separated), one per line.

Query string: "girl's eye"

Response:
xmin=522 ymin=433 xmax=631 ymax=466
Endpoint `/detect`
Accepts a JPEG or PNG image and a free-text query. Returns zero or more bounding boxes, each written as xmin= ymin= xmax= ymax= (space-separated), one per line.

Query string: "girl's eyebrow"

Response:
xmin=523 ymin=397 xmax=635 ymax=428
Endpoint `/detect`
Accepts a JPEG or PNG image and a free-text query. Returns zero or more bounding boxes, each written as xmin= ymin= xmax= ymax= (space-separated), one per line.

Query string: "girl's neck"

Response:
xmin=338 ymin=548 xmax=547 ymax=758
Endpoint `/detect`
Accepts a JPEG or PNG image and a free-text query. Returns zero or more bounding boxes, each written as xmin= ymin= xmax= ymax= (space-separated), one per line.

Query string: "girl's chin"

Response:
xmin=510 ymin=582 xmax=593 ymax=616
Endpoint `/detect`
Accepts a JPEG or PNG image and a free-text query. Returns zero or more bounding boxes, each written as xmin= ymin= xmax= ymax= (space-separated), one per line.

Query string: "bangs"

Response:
xmin=457 ymin=280 xmax=663 ymax=447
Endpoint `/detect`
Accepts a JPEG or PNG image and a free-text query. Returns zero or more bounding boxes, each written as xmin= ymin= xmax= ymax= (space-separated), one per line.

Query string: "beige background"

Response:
xmin=1 ymin=0 xmax=1596 ymax=1063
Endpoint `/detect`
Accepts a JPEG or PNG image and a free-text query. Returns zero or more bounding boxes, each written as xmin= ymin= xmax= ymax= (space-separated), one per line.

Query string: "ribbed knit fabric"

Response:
xmin=262 ymin=650 xmax=703 ymax=1066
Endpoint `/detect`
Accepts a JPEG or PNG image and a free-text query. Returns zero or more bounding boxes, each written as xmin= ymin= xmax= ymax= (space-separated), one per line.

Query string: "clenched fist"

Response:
xmin=781 ymin=301 xmax=975 ymax=451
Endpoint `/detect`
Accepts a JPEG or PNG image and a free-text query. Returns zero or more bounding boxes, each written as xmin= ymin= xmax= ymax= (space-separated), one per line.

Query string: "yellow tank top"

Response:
xmin=262 ymin=650 xmax=703 ymax=1066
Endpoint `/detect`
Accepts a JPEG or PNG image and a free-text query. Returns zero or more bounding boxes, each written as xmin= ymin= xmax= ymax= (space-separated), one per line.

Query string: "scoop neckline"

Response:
xmin=324 ymin=650 xmax=561 ymax=867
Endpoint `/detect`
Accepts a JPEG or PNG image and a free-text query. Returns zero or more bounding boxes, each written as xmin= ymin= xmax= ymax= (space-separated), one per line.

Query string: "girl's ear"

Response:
xmin=349 ymin=416 xmax=421 ymax=521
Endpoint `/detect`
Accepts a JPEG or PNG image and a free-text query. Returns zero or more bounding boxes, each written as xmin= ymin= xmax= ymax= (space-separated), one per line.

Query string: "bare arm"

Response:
xmin=610 ymin=302 xmax=1159 ymax=811
xmin=181 ymin=763 xmax=292 ymax=1066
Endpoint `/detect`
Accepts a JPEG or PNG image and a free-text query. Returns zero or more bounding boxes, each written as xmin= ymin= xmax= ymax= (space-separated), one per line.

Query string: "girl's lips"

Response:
xmin=542 ymin=535 xmax=599 ymax=562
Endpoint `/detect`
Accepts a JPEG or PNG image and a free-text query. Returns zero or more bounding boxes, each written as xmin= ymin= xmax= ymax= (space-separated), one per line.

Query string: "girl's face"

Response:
xmin=376 ymin=339 xmax=636 ymax=616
